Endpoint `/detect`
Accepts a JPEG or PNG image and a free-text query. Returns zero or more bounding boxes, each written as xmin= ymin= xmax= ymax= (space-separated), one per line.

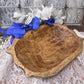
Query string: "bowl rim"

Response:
xmin=6 ymin=24 xmax=83 ymax=78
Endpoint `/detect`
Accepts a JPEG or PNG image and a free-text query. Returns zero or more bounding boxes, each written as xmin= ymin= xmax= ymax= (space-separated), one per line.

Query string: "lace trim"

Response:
xmin=0 ymin=35 xmax=84 ymax=84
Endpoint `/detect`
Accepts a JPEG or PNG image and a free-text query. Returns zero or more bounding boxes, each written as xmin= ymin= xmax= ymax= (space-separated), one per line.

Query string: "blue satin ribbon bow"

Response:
xmin=0 ymin=17 xmax=55 ymax=44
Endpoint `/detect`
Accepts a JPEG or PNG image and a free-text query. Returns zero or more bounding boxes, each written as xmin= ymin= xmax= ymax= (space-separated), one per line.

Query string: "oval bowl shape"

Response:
xmin=6 ymin=24 xmax=83 ymax=78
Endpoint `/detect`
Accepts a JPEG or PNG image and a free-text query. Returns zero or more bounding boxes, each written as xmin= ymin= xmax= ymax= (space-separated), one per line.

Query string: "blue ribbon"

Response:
xmin=0 ymin=17 xmax=55 ymax=44
xmin=45 ymin=18 xmax=55 ymax=26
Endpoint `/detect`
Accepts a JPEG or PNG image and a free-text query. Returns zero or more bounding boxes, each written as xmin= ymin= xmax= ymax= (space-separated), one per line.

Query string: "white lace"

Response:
xmin=0 ymin=34 xmax=84 ymax=84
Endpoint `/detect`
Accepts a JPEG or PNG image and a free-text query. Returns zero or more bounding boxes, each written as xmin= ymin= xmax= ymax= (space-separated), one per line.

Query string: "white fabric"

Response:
xmin=0 ymin=33 xmax=84 ymax=84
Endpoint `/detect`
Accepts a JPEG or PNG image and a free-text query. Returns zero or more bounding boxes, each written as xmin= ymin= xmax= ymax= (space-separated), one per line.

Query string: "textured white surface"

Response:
xmin=74 ymin=29 xmax=84 ymax=38
xmin=67 ymin=0 xmax=84 ymax=8
xmin=0 ymin=32 xmax=84 ymax=84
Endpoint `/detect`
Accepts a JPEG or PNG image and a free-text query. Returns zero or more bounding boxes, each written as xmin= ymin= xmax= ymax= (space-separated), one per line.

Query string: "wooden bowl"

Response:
xmin=6 ymin=24 xmax=83 ymax=78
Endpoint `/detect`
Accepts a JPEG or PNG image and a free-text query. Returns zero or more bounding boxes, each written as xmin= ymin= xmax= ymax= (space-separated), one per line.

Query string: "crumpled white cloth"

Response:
xmin=0 ymin=32 xmax=84 ymax=84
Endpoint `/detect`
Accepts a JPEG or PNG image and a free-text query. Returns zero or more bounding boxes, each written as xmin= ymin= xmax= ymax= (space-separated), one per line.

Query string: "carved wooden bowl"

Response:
xmin=6 ymin=24 xmax=83 ymax=78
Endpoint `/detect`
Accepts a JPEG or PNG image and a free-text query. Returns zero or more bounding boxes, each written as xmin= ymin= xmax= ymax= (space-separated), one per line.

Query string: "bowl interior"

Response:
xmin=15 ymin=25 xmax=79 ymax=72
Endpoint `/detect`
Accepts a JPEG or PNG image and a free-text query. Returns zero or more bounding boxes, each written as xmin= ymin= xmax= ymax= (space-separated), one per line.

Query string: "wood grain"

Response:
xmin=6 ymin=24 xmax=84 ymax=78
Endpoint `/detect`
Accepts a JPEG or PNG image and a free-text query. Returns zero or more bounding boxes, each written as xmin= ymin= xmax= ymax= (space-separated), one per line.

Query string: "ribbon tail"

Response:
xmin=0 ymin=29 xmax=6 ymax=34
xmin=3 ymin=34 xmax=8 ymax=38
xmin=10 ymin=36 xmax=15 ymax=45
